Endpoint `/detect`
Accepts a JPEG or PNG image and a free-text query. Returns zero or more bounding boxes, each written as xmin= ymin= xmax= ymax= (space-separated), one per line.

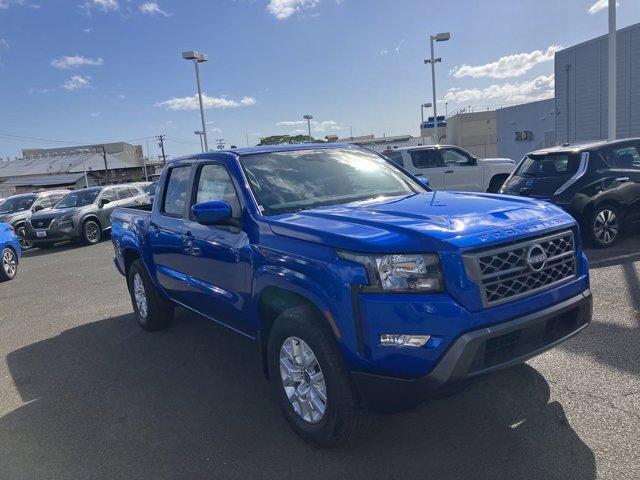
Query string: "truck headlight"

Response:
xmin=338 ymin=252 xmax=444 ymax=292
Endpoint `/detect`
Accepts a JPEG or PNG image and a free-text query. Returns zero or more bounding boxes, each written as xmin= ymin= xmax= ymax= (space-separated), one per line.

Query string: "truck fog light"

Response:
xmin=380 ymin=334 xmax=430 ymax=348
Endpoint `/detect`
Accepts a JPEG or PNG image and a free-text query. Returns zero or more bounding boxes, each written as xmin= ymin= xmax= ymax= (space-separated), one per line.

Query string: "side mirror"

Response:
xmin=416 ymin=175 xmax=430 ymax=188
xmin=192 ymin=200 xmax=232 ymax=225
xmin=33 ymin=205 xmax=44 ymax=213
xmin=469 ymin=157 xmax=479 ymax=166
xmin=99 ymin=199 xmax=110 ymax=208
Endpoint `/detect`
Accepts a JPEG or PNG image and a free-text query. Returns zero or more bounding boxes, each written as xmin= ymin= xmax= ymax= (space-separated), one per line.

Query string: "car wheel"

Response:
xmin=127 ymin=259 xmax=173 ymax=331
xmin=15 ymin=225 xmax=33 ymax=251
xmin=487 ymin=175 xmax=508 ymax=193
xmin=82 ymin=220 xmax=101 ymax=245
xmin=268 ymin=305 xmax=370 ymax=447
xmin=0 ymin=247 xmax=18 ymax=281
xmin=590 ymin=205 xmax=623 ymax=248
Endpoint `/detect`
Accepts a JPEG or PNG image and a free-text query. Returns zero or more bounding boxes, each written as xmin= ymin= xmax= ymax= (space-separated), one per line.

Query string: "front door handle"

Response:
xmin=445 ymin=170 xmax=454 ymax=174
xmin=615 ymin=176 xmax=630 ymax=182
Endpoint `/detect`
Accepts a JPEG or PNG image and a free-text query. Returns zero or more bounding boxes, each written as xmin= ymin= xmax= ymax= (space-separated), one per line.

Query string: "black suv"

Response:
xmin=501 ymin=138 xmax=640 ymax=247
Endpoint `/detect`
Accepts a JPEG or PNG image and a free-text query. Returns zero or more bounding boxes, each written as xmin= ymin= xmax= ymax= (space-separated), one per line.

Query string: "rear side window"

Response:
xmin=194 ymin=164 xmax=240 ymax=217
xmin=162 ymin=166 xmax=191 ymax=216
xmin=383 ymin=150 xmax=404 ymax=166
xmin=116 ymin=188 xmax=133 ymax=200
xmin=410 ymin=149 xmax=441 ymax=169
xmin=516 ymin=153 xmax=581 ymax=178
xmin=605 ymin=145 xmax=640 ymax=169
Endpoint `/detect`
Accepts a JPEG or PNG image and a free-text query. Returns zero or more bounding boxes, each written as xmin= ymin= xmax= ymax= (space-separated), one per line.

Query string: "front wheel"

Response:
xmin=589 ymin=205 xmax=623 ymax=248
xmin=268 ymin=305 xmax=370 ymax=447
xmin=82 ymin=220 xmax=101 ymax=245
xmin=15 ymin=226 xmax=33 ymax=251
xmin=0 ymin=247 xmax=18 ymax=281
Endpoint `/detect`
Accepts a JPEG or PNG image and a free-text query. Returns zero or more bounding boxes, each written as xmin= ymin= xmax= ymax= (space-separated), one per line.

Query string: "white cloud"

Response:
xmin=62 ymin=75 xmax=91 ymax=91
xmin=588 ymin=0 xmax=619 ymax=14
xmin=277 ymin=119 xmax=343 ymax=132
xmin=51 ymin=55 xmax=103 ymax=69
xmin=0 ymin=38 xmax=8 ymax=49
xmin=267 ymin=0 xmax=320 ymax=19
xmin=443 ymin=74 xmax=555 ymax=104
xmin=83 ymin=28 xmax=92 ymax=33
xmin=451 ymin=45 xmax=561 ymax=79
xmin=116 ymin=93 xmax=126 ymax=99
xmin=0 ymin=0 xmax=31 ymax=10
xmin=210 ymin=127 xmax=222 ymax=134
xmin=155 ymin=94 xmax=257 ymax=110
xmin=28 ymin=87 xmax=54 ymax=94
xmin=90 ymin=111 xmax=101 ymax=117
xmin=379 ymin=49 xmax=388 ymax=56
xmin=79 ymin=0 xmax=118 ymax=15
xmin=139 ymin=1 xmax=170 ymax=16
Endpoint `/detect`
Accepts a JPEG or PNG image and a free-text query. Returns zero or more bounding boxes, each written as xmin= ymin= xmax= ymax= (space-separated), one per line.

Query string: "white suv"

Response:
xmin=383 ymin=145 xmax=516 ymax=192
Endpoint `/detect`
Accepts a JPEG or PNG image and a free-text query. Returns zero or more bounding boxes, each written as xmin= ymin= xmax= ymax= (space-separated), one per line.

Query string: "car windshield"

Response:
xmin=54 ymin=189 xmax=101 ymax=208
xmin=144 ymin=182 xmax=157 ymax=195
xmin=0 ymin=195 xmax=36 ymax=214
xmin=240 ymin=148 xmax=422 ymax=215
xmin=515 ymin=153 xmax=581 ymax=178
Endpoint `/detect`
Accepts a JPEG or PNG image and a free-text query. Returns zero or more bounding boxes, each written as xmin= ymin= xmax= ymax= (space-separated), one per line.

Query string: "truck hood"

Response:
xmin=478 ymin=157 xmax=516 ymax=166
xmin=266 ymin=192 xmax=574 ymax=253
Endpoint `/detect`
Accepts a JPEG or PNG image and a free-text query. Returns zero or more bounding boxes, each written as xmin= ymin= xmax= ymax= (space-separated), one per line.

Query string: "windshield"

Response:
xmin=240 ymin=148 xmax=422 ymax=215
xmin=516 ymin=153 xmax=581 ymax=178
xmin=144 ymin=182 xmax=157 ymax=195
xmin=54 ymin=189 xmax=101 ymax=209
xmin=0 ymin=195 xmax=36 ymax=214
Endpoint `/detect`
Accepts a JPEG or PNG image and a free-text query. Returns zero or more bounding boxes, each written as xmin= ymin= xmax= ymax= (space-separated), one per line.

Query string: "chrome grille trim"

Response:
xmin=464 ymin=230 xmax=576 ymax=307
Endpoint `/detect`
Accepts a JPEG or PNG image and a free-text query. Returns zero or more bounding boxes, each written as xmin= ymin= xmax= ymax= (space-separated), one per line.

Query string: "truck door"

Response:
xmin=442 ymin=147 xmax=483 ymax=192
xmin=150 ymin=164 xmax=191 ymax=300
xmin=406 ymin=149 xmax=445 ymax=189
xmin=180 ymin=162 xmax=251 ymax=335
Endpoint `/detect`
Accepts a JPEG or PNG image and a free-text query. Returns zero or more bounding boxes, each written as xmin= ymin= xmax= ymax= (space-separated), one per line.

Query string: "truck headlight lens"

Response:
xmin=338 ymin=252 xmax=444 ymax=292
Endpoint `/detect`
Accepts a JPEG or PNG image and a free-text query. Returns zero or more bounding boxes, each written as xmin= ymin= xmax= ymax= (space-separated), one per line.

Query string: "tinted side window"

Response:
xmin=162 ymin=166 xmax=191 ymax=216
xmin=606 ymin=145 xmax=640 ymax=169
xmin=129 ymin=187 xmax=141 ymax=197
xmin=442 ymin=149 xmax=472 ymax=167
xmin=116 ymin=188 xmax=133 ymax=200
xmin=383 ymin=150 xmax=404 ymax=166
xmin=410 ymin=149 xmax=441 ymax=168
xmin=33 ymin=195 xmax=52 ymax=208
xmin=194 ymin=164 xmax=240 ymax=217
xmin=101 ymin=189 xmax=117 ymax=203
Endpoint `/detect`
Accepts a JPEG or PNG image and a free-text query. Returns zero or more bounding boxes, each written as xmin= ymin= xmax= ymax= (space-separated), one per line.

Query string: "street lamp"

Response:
xmin=424 ymin=32 xmax=450 ymax=144
xmin=303 ymin=114 xmax=313 ymax=143
xmin=194 ymin=130 xmax=204 ymax=152
xmin=420 ymin=102 xmax=432 ymax=145
xmin=182 ymin=50 xmax=209 ymax=151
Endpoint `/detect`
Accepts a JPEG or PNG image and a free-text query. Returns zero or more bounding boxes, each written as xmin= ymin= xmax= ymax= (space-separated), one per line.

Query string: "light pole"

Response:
xmin=303 ymin=114 xmax=313 ymax=143
xmin=608 ymin=0 xmax=616 ymax=140
xmin=420 ymin=102 xmax=432 ymax=144
xmin=424 ymin=32 xmax=450 ymax=144
xmin=182 ymin=50 xmax=209 ymax=151
xmin=194 ymin=130 xmax=204 ymax=152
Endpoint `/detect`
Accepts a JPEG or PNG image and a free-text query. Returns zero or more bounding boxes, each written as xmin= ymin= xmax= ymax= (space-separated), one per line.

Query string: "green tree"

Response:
xmin=257 ymin=135 xmax=325 ymax=146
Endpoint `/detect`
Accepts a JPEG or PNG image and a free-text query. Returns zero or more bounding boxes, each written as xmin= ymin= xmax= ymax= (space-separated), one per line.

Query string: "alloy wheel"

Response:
xmin=133 ymin=273 xmax=148 ymax=319
xmin=593 ymin=209 xmax=619 ymax=244
xmin=2 ymin=250 xmax=17 ymax=278
xmin=85 ymin=222 xmax=100 ymax=243
xmin=279 ymin=336 xmax=327 ymax=424
xmin=16 ymin=227 xmax=32 ymax=250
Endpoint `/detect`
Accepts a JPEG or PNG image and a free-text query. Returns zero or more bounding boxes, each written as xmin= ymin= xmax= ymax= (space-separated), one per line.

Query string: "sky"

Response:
xmin=1 ymin=0 xmax=639 ymax=160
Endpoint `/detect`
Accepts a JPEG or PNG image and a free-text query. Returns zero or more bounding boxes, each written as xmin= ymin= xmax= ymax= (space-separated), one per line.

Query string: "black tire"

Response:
xmin=0 ymin=247 xmax=18 ymax=282
xmin=487 ymin=174 xmax=508 ymax=193
xmin=589 ymin=204 xmax=623 ymax=248
xmin=15 ymin=225 xmax=33 ymax=251
xmin=127 ymin=259 xmax=174 ymax=331
xmin=268 ymin=305 xmax=370 ymax=447
xmin=82 ymin=219 xmax=102 ymax=245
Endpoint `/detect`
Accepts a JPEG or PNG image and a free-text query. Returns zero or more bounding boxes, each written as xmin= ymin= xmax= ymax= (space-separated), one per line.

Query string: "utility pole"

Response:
xmin=100 ymin=145 xmax=110 ymax=185
xmin=216 ymin=138 xmax=225 ymax=150
xmin=608 ymin=0 xmax=617 ymax=140
xmin=303 ymin=114 xmax=314 ymax=143
xmin=156 ymin=134 xmax=167 ymax=164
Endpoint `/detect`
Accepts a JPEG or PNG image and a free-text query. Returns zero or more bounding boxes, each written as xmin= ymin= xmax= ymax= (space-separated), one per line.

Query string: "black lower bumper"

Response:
xmin=351 ymin=290 xmax=592 ymax=412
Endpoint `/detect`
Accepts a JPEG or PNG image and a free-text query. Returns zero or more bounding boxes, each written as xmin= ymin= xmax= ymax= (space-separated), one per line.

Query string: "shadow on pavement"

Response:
xmin=2 ymin=310 xmax=596 ymax=480
xmin=585 ymin=234 xmax=640 ymax=269
xmin=21 ymin=237 xmax=110 ymax=258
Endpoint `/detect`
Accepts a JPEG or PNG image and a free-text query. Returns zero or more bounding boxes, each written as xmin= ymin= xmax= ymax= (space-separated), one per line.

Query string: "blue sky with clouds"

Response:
xmin=1 ymin=0 xmax=639 ymax=159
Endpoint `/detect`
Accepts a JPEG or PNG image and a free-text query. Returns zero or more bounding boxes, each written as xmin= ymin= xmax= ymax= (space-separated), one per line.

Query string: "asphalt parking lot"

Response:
xmin=0 ymin=238 xmax=639 ymax=480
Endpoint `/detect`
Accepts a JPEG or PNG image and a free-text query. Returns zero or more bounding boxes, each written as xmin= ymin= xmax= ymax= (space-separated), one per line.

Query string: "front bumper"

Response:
xmin=24 ymin=220 xmax=79 ymax=244
xmin=352 ymin=289 xmax=592 ymax=411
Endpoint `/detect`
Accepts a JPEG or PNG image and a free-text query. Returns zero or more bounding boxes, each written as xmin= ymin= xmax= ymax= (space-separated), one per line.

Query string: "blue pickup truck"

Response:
xmin=111 ymin=144 xmax=592 ymax=446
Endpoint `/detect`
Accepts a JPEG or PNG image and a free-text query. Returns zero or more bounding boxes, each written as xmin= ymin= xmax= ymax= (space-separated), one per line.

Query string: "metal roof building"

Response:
xmin=0 ymin=151 xmax=130 ymax=179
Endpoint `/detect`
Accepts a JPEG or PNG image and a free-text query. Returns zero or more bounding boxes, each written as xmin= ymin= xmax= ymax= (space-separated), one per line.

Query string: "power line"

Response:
xmin=0 ymin=132 xmax=157 ymax=146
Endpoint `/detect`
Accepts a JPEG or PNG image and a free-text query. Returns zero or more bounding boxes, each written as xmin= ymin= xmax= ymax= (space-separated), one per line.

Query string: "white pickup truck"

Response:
xmin=383 ymin=145 xmax=516 ymax=192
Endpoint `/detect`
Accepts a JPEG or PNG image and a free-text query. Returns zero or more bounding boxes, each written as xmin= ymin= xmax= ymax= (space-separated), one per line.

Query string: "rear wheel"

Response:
xmin=82 ymin=220 xmax=101 ymax=245
xmin=0 ymin=247 xmax=18 ymax=281
xmin=15 ymin=225 xmax=33 ymax=251
xmin=268 ymin=305 xmax=370 ymax=447
xmin=589 ymin=205 xmax=623 ymax=248
xmin=127 ymin=259 xmax=173 ymax=331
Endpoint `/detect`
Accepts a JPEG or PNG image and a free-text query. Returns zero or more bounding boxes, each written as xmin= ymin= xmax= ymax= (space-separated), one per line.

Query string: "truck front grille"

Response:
xmin=464 ymin=230 xmax=576 ymax=307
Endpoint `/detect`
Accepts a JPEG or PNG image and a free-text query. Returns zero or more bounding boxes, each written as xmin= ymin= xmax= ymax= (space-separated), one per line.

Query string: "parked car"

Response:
xmin=142 ymin=181 xmax=157 ymax=204
xmin=382 ymin=145 xmax=516 ymax=192
xmin=500 ymin=138 xmax=640 ymax=248
xmin=0 ymin=190 xmax=70 ymax=250
xmin=26 ymin=184 xmax=147 ymax=248
xmin=111 ymin=144 xmax=591 ymax=446
xmin=0 ymin=223 xmax=21 ymax=281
